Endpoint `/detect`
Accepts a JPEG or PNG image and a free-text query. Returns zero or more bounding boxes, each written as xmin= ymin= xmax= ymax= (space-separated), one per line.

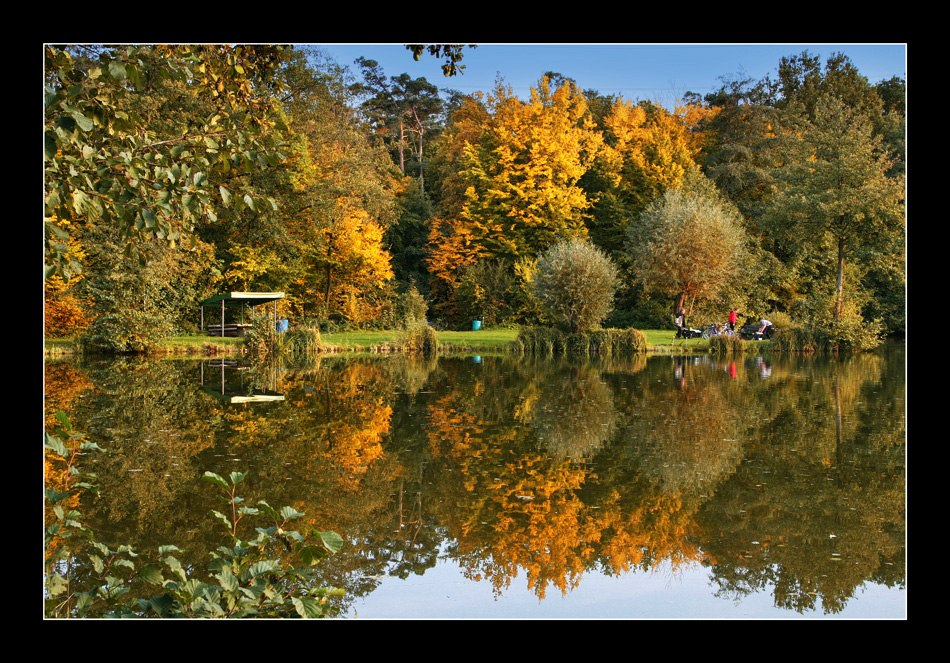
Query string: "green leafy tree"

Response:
xmin=405 ymin=44 xmax=476 ymax=77
xmin=76 ymin=224 xmax=218 ymax=353
xmin=44 ymin=45 xmax=289 ymax=280
xmin=354 ymin=60 xmax=448 ymax=194
xmin=764 ymin=94 xmax=905 ymax=323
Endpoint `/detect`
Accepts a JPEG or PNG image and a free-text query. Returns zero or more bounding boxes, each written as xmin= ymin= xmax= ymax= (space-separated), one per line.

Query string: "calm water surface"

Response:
xmin=44 ymin=341 xmax=906 ymax=619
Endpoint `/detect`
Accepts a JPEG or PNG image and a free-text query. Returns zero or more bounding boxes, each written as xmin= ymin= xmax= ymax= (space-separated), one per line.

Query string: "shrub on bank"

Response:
xmin=708 ymin=333 xmax=745 ymax=355
xmin=765 ymin=308 xmax=884 ymax=354
xmin=516 ymin=326 xmax=646 ymax=357
xmin=398 ymin=320 xmax=439 ymax=357
xmin=283 ymin=324 xmax=324 ymax=362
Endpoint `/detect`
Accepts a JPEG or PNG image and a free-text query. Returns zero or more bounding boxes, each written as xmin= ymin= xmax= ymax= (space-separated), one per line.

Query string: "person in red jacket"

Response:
xmin=728 ymin=308 xmax=738 ymax=331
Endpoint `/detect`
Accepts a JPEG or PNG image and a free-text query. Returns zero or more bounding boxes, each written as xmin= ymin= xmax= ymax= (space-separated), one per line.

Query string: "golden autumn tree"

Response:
xmin=423 ymin=388 xmax=597 ymax=599
xmin=307 ymin=200 xmax=395 ymax=325
xmin=585 ymin=97 xmax=711 ymax=256
xmin=456 ymin=76 xmax=599 ymax=260
xmin=281 ymin=96 xmax=401 ymax=322
xmin=44 ymin=215 xmax=91 ymax=338
xmin=425 ymin=76 xmax=600 ymax=324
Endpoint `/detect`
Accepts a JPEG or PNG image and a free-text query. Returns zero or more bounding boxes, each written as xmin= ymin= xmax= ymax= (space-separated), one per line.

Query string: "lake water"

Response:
xmin=44 ymin=341 xmax=906 ymax=619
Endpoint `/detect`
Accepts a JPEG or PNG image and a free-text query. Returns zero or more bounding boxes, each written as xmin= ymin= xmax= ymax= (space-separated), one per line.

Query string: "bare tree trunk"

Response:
xmin=398 ymin=120 xmax=406 ymax=173
xmin=411 ymin=108 xmax=425 ymax=195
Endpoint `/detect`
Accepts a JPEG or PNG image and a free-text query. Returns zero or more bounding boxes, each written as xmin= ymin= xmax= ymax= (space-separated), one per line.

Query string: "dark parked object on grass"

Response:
xmin=738 ymin=323 xmax=774 ymax=340
xmin=675 ymin=327 xmax=703 ymax=339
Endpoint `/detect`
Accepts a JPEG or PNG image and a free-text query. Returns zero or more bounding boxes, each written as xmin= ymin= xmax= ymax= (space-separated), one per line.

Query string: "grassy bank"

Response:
xmin=45 ymin=327 xmax=770 ymax=356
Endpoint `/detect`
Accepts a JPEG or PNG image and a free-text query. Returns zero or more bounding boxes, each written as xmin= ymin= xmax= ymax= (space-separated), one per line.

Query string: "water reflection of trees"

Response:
xmin=44 ymin=345 xmax=905 ymax=615
xmin=695 ymin=349 xmax=905 ymax=614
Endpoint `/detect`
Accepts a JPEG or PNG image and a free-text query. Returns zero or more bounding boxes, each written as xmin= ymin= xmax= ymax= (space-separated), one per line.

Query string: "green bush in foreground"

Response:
xmin=44 ymin=414 xmax=343 ymax=618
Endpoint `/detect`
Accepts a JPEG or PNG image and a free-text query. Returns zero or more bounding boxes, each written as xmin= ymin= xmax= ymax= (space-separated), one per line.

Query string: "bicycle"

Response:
xmin=701 ymin=323 xmax=735 ymax=340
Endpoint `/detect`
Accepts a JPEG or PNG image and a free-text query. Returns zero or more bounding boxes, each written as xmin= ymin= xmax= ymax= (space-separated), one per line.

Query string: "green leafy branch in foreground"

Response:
xmin=44 ymin=414 xmax=343 ymax=618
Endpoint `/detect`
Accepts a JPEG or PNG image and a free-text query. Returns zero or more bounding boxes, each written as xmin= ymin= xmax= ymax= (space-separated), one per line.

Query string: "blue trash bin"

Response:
xmin=472 ymin=319 xmax=482 ymax=331
xmin=277 ymin=318 xmax=289 ymax=333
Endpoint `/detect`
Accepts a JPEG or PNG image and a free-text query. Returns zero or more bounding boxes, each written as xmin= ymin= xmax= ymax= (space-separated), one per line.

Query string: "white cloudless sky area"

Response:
xmin=313 ymin=43 xmax=906 ymax=111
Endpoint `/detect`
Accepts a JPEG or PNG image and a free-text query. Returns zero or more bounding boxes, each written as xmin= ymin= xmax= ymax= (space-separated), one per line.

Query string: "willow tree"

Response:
xmin=765 ymin=94 xmax=905 ymax=322
xmin=626 ymin=168 xmax=749 ymax=319
xmin=530 ymin=238 xmax=619 ymax=333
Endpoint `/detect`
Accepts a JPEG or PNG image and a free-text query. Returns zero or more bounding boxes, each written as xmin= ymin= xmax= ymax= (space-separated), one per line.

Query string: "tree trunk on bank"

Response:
xmin=835 ymin=235 xmax=846 ymax=321
xmin=674 ymin=292 xmax=686 ymax=325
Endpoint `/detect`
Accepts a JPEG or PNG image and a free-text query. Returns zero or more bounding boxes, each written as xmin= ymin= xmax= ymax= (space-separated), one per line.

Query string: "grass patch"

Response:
xmin=436 ymin=329 xmax=519 ymax=351
xmin=321 ymin=328 xmax=519 ymax=353
xmin=47 ymin=326 xmax=766 ymax=357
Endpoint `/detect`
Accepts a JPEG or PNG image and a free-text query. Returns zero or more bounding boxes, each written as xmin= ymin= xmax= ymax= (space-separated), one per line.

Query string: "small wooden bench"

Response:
xmin=207 ymin=323 xmax=253 ymax=337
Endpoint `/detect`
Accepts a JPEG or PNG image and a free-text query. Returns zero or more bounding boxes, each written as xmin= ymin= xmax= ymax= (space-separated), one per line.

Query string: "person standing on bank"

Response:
xmin=728 ymin=307 xmax=738 ymax=331
xmin=675 ymin=308 xmax=686 ymax=339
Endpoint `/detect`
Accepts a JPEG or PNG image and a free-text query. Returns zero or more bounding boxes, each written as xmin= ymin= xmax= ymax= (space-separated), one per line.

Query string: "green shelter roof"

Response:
xmin=199 ymin=292 xmax=285 ymax=307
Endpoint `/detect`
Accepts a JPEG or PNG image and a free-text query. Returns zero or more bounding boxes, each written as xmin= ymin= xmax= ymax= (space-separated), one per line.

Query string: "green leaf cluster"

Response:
xmin=44 ymin=415 xmax=343 ymax=618
xmin=44 ymin=45 xmax=288 ymax=280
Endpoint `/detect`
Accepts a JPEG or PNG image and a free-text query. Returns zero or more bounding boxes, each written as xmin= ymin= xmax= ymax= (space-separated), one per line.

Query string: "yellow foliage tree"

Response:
xmin=426 ymin=76 xmax=600 ymax=323
xmin=587 ymin=98 xmax=709 ymax=254
xmin=284 ymin=128 xmax=399 ymax=322
xmin=44 ymin=214 xmax=91 ymax=338
xmin=312 ymin=202 xmax=394 ymax=324
xmin=456 ymin=76 xmax=599 ymax=261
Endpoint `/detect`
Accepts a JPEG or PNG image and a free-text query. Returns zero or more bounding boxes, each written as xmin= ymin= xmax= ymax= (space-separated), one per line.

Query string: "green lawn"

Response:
xmin=46 ymin=326 xmax=717 ymax=355
xmin=322 ymin=328 xmax=520 ymax=352
xmin=323 ymin=327 xmax=708 ymax=352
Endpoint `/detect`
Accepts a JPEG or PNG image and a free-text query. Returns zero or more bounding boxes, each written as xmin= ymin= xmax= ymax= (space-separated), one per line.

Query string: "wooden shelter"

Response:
xmin=199 ymin=292 xmax=285 ymax=337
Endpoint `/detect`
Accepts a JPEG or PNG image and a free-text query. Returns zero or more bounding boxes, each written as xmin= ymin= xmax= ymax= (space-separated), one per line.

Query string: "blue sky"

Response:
xmin=313 ymin=43 xmax=906 ymax=109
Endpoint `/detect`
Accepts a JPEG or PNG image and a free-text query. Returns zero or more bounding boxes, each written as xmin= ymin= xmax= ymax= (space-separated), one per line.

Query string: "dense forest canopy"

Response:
xmin=44 ymin=44 xmax=905 ymax=351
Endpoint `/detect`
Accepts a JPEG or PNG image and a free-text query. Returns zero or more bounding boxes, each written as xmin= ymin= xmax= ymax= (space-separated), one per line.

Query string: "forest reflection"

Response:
xmin=44 ymin=343 xmax=905 ymax=616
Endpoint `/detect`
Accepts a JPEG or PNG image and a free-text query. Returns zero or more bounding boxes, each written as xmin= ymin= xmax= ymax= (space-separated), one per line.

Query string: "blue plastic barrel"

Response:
xmin=277 ymin=318 xmax=289 ymax=333
xmin=472 ymin=319 xmax=481 ymax=331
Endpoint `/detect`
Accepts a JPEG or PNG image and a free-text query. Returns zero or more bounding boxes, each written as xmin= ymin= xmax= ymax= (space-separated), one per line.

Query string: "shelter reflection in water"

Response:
xmin=199 ymin=359 xmax=285 ymax=404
